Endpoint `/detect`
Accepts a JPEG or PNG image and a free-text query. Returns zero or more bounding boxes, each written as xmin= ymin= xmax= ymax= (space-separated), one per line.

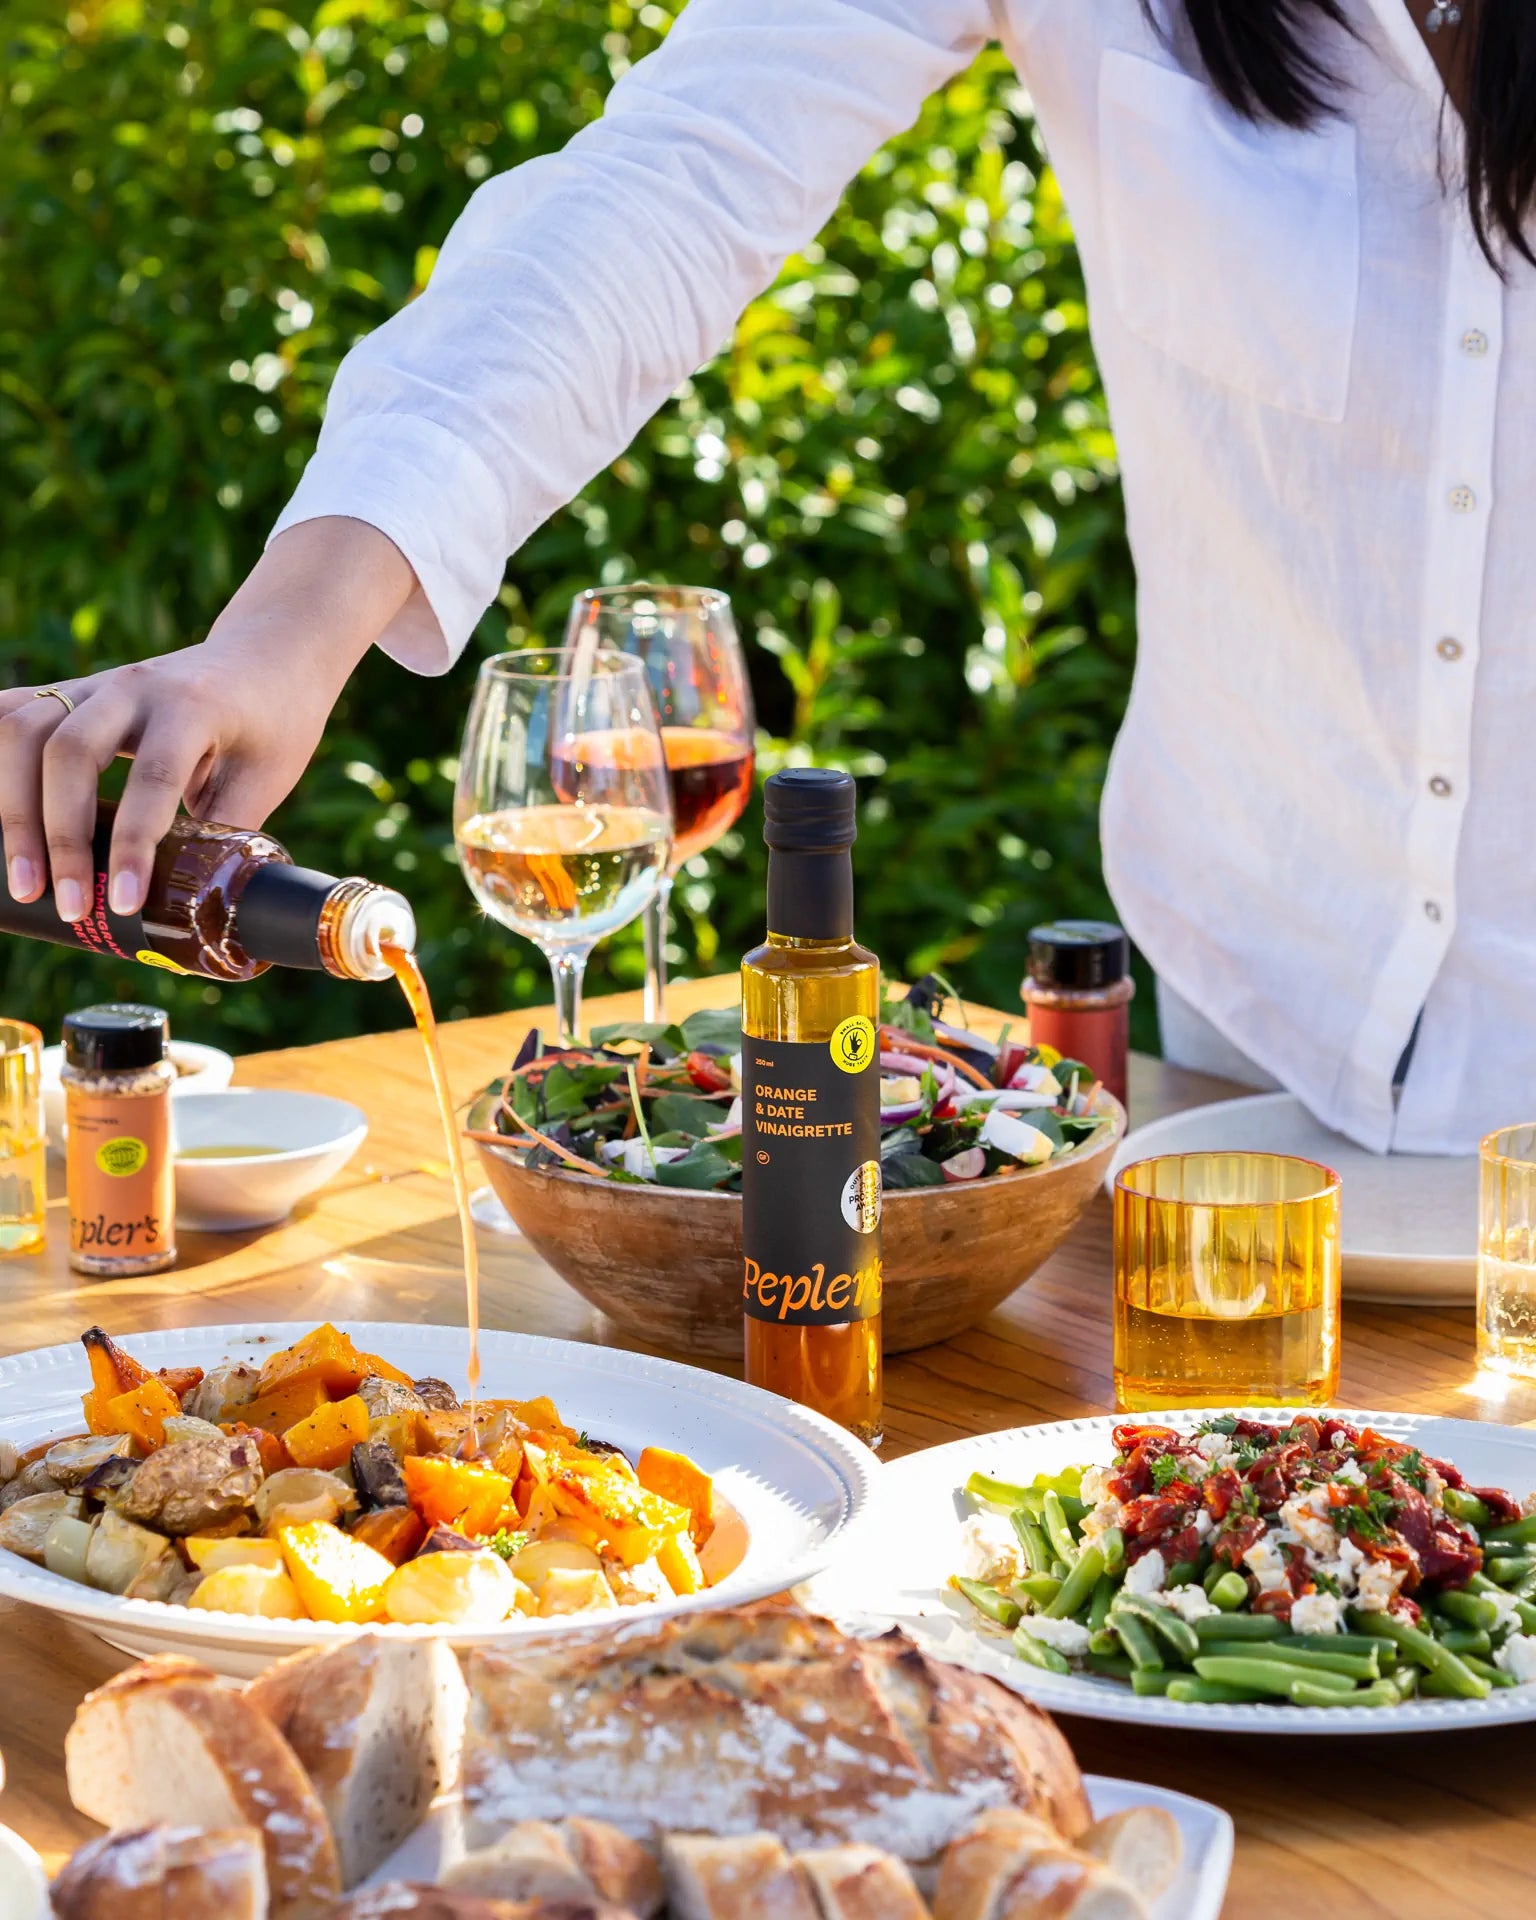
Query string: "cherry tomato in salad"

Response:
xmin=685 ymin=1051 xmax=734 ymax=1094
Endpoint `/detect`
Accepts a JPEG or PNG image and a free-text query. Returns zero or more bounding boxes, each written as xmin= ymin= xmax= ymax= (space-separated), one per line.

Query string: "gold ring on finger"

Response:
xmin=32 ymin=687 xmax=76 ymax=717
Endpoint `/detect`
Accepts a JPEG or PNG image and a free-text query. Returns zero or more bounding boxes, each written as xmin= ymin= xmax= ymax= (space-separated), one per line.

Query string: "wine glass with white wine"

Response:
xmin=455 ymin=649 xmax=672 ymax=1045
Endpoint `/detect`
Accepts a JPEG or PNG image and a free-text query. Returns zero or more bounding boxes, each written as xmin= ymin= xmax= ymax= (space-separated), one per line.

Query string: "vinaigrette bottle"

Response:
xmin=741 ymin=769 xmax=883 ymax=1446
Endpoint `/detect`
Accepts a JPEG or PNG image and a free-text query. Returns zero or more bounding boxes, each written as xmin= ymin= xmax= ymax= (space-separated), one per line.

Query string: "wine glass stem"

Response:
xmin=643 ymin=872 xmax=676 ymax=1025
xmin=548 ymin=948 xmax=590 ymax=1048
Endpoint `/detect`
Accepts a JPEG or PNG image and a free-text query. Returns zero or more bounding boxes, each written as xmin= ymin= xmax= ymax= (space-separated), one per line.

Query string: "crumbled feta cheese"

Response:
xmin=1290 ymin=1591 xmax=1345 ymax=1635
xmin=1081 ymin=1464 xmax=1112 ymax=1506
xmin=1243 ymin=1536 xmax=1289 ymax=1593
xmin=1080 ymin=1496 xmax=1127 ymax=1546
xmin=1494 ymin=1633 xmax=1536 ymax=1685
xmin=1123 ymin=1549 xmax=1166 ymax=1596
xmin=1335 ymin=1458 xmax=1365 ymax=1486
xmin=1194 ymin=1509 xmax=1214 ymax=1540
xmin=1279 ymin=1487 xmax=1337 ymax=1557
xmin=1156 ymin=1583 xmax=1221 ymax=1623
xmin=956 ymin=1512 xmax=1025 ymax=1586
xmin=1353 ymin=1555 xmax=1405 ymax=1612
xmin=1015 ymin=1614 xmax=1092 ymax=1657
xmin=1521 ymin=1490 xmax=1536 ymax=1519
xmin=1337 ymin=1536 xmax=1367 ymax=1590
xmin=1485 ymin=1585 xmax=1522 ymax=1632
xmin=1195 ymin=1431 xmax=1231 ymax=1462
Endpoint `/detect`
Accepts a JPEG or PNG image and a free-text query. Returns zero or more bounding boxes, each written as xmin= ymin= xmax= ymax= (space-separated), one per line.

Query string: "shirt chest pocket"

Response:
xmin=1097 ymin=48 xmax=1360 ymax=421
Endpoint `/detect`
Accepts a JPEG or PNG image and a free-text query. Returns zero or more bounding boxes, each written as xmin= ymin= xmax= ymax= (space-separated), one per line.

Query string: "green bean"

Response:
xmin=1112 ymin=1612 xmax=1165 ymax=1672
xmin=1088 ymin=1627 xmax=1122 ymax=1657
xmin=1042 ymin=1491 xmax=1080 ymax=1566
xmin=1011 ymin=1626 xmax=1071 ymax=1675
xmin=1111 ymin=1592 xmax=1200 ymax=1664
xmin=1197 ymin=1640 xmax=1379 ymax=1681
xmin=1435 ymin=1590 xmax=1500 ymax=1632
xmin=1433 ymin=1625 xmax=1491 ymax=1657
xmin=1086 ymin=1652 xmax=1135 ymax=1681
xmin=1098 ymin=1527 xmax=1125 ymax=1577
xmin=954 ymin=1577 xmax=1021 ymax=1628
xmin=1288 ymin=1632 xmax=1398 ymax=1665
xmin=1035 ymin=1468 xmax=1085 ymax=1500
xmin=1203 ymin=1561 xmax=1228 ymax=1597
xmin=965 ymin=1471 xmax=1032 ymax=1509
xmin=1130 ymin=1668 xmax=1177 ymax=1696
xmin=1166 ymin=1559 xmax=1202 ymax=1589
xmin=1481 ymin=1512 xmax=1536 ymax=1549
xmin=1468 ymin=1571 xmax=1536 ymax=1633
xmin=1208 ymin=1570 xmax=1250 ymax=1612
xmin=1048 ymin=1544 xmax=1106 ymax=1620
xmin=1440 ymin=1487 xmax=1492 ymax=1527
xmin=1461 ymin=1653 xmax=1517 ymax=1689
xmin=1192 ymin=1656 xmax=1355 ymax=1699
xmin=1193 ymin=1611 xmax=1290 ymax=1642
xmin=1388 ymin=1664 xmax=1419 ymax=1701
xmin=1166 ymin=1677 xmax=1271 ymax=1705
xmin=1016 ymin=1573 xmax=1062 ymax=1610
xmin=1009 ymin=1509 xmax=1053 ymax=1577
xmin=1058 ymin=1494 xmax=1090 ymax=1526
xmin=1351 ymin=1609 xmax=1491 ymax=1699
xmin=1485 ymin=1555 xmax=1536 ymax=1588
xmin=1088 ymin=1572 xmax=1117 ymax=1633
xmin=1289 ymin=1679 xmax=1401 ymax=1709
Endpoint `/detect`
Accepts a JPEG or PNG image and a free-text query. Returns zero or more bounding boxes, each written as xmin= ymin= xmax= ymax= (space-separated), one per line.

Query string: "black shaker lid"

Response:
xmin=1026 ymin=920 xmax=1129 ymax=990
xmin=63 ymin=1003 xmax=169 ymax=1073
xmin=763 ymin=768 xmax=857 ymax=851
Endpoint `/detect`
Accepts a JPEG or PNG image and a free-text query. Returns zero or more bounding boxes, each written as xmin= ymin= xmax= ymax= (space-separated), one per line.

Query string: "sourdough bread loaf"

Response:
xmin=48 ymin=1824 xmax=267 ymax=1920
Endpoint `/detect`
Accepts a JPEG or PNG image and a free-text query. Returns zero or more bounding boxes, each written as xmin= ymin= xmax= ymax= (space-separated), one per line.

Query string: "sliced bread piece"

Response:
xmin=49 ymin=1824 xmax=268 ymax=1920
xmin=932 ymin=1808 xmax=1072 ymax=1920
xmin=245 ymin=1633 xmax=468 ymax=1887
xmin=994 ymin=1851 xmax=1146 ymax=1920
xmin=1077 ymin=1808 xmax=1181 ymax=1902
xmin=561 ymin=1818 xmax=663 ymax=1918
xmin=661 ymin=1833 xmax=820 ymax=1920
xmin=796 ymin=1844 xmax=930 ymax=1920
xmin=443 ymin=1821 xmax=595 ymax=1902
xmin=64 ymin=1658 xmax=340 ymax=1920
xmin=332 ymin=1889 xmax=635 ymax=1920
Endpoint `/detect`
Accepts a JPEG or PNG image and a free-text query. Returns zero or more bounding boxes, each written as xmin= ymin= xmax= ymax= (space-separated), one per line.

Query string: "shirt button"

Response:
xmin=1424 ymin=900 xmax=1443 ymax=923
xmin=1461 ymin=328 xmax=1489 ymax=356
xmin=1429 ymin=775 xmax=1453 ymax=797
xmin=1449 ymin=485 xmax=1477 ymax=512
xmin=1437 ymin=636 xmax=1464 ymax=661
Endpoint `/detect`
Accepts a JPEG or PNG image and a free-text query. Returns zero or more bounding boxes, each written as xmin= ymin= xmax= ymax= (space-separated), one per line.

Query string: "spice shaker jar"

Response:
xmin=1021 ymin=920 xmax=1134 ymax=1112
xmin=63 ymin=1003 xmax=176 ymax=1277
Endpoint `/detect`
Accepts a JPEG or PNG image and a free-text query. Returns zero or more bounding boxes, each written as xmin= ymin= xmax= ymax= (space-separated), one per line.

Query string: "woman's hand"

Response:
xmin=0 ymin=518 xmax=417 ymax=921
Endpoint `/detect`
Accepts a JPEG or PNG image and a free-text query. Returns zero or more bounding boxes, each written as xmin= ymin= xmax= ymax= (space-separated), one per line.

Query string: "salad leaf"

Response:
xmin=591 ymin=1019 xmax=686 ymax=1058
xmin=541 ymin=1062 xmax=624 ymax=1124
xmin=882 ymin=1152 xmax=945 ymax=1189
xmin=1058 ymin=1115 xmax=1107 ymax=1146
xmin=653 ymin=1141 xmax=740 ymax=1190
xmin=651 ymin=1091 xmax=729 ymax=1138
xmin=880 ymin=1126 xmax=924 ymax=1160
xmin=881 ymin=994 xmax=936 ymax=1041
xmin=680 ymin=1008 xmax=744 ymax=1053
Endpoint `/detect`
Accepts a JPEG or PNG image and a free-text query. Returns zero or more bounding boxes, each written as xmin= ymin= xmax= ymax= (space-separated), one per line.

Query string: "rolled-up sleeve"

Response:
xmin=269 ymin=0 xmax=994 ymax=672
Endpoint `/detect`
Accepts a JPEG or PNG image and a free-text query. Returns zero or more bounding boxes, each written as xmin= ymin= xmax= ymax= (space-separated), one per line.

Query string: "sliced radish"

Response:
xmin=978 ymin=1108 xmax=1055 ymax=1164
xmin=1009 ymin=1062 xmax=1063 ymax=1097
xmin=942 ymin=1147 xmax=987 ymax=1182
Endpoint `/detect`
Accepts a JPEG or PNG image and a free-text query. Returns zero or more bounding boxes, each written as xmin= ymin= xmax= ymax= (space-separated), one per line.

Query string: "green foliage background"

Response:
xmin=0 ymin=0 xmax=1139 ymax=1055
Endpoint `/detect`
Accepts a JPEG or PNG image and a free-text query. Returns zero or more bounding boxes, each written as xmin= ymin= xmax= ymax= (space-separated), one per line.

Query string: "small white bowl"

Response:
xmin=41 ymin=1038 xmax=234 ymax=1140
xmin=0 ymin=1822 xmax=48 ymax=1920
xmin=172 ymin=1089 xmax=368 ymax=1232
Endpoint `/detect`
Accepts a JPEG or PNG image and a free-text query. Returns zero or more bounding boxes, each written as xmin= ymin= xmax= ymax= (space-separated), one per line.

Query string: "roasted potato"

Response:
xmin=256 ymin=1467 xmax=357 ymax=1533
xmin=120 ymin=1433 xmax=264 ymax=1536
xmin=84 ymin=1508 xmax=169 ymax=1594
xmin=183 ymin=1359 xmax=260 ymax=1426
xmin=42 ymin=1514 xmax=96 ymax=1584
xmin=190 ymin=1561 xmax=307 ymax=1618
xmin=382 ymin=1547 xmax=520 ymax=1626
xmin=0 ymin=1492 xmax=86 ymax=1562
xmin=0 ymin=1460 xmax=62 ymax=1512
xmin=43 ymin=1433 xmax=138 ymax=1489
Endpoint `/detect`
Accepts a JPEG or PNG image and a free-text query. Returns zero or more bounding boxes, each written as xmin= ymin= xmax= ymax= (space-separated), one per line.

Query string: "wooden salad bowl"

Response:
xmin=468 ymin=1087 xmax=1126 ymax=1357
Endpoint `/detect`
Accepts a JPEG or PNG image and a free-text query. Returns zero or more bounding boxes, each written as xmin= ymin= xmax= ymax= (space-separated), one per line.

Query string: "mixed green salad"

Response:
xmin=952 ymin=1415 xmax=1536 ymax=1709
xmin=471 ymin=976 xmax=1111 ymax=1194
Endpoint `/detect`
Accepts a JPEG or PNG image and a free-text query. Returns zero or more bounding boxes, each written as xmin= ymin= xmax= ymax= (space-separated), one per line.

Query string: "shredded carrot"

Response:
xmin=623 ymin=1042 xmax=652 ymax=1140
xmin=465 ymin=1113 xmax=609 ymax=1180
xmin=876 ymin=1026 xmax=993 ymax=1090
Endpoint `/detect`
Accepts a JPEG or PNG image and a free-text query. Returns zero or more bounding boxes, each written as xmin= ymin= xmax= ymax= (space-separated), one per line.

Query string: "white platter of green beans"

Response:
xmin=806 ymin=1409 xmax=1536 ymax=1732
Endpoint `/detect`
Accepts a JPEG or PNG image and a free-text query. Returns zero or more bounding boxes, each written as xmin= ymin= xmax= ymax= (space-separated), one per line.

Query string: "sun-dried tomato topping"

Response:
xmin=1424 ymin=1453 xmax=1466 ymax=1491
xmin=1282 ymin=1541 xmax=1314 ymax=1596
xmin=1253 ymin=1587 xmax=1294 ymax=1620
xmin=1111 ymin=1423 xmax=1180 ymax=1453
xmin=1319 ymin=1417 xmax=1361 ymax=1449
xmin=1212 ymin=1514 xmax=1266 ymax=1568
xmin=1284 ymin=1415 xmax=1324 ymax=1452
xmin=1471 ymin=1485 xmax=1522 ymax=1526
xmin=1202 ymin=1466 xmax=1245 ymax=1520
xmin=1390 ymin=1594 xmax=1423 ymax=1625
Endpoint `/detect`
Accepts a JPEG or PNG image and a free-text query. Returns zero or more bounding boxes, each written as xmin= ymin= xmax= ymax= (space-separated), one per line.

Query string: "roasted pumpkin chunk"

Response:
xmin=101 ymin=1377 xmax=182 ymax=1452
xmin=256 ymin=1323 xmax=369 ymax=1399
xmin=350 ymin=1506 xmax=427 ymax=1566
xmin=239 ymin=1375 xmax=331 ymax=1440
xmin=81 ymin=1327 xmax=151 ymax=1433
xmin=283 ymin=1394 xmax=370 ymax=1471
xmin=637 ymin=1447 xmax=714 ymax=1546
xmin=547 ymin=1469 xmax=693 ymax=1567
xmin=276 ymin=1519 xmax=392 ymax=1624
xmin=402 ymin=1455 xmax=512 ymax=1537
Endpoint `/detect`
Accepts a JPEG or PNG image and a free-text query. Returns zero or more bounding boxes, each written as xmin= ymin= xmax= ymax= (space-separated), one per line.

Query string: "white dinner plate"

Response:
xmin=369 ymin=1777 xmax=1233 ymax=1920
xmin=805 ymin=1410 xmax=1536 ymax=1735
xmin=0 ymin=1321 xmax=877 ymax=1677
xmin=1108 ymin=1092 xmax=1477 ymax=1302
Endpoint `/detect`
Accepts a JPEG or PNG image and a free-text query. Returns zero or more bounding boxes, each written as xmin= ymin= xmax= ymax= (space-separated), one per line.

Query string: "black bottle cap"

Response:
xmin=1027 ymin=920 xmax=1129 ymax=991
xmin=763 ymin=768 xmax=857 ymax=851
xmin=236 ymin=862 xmax=333 ymax=971
xmin=63 ymin=1003 xmax=168 ymax=1073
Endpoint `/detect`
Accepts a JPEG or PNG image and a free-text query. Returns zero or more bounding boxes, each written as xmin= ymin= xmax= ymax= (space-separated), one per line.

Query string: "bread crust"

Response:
xmin=464 ymin=1604 xmax=1089 ymax=1863
xmin=796 ymin=1843 xmax=930 ymax=1920
xmin=48 ymin=1824 xmax=268 ymax=1920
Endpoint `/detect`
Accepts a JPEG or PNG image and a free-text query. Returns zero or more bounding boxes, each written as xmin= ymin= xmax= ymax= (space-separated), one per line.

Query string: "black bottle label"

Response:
xmin=741 ymin=1024 xmax=883 ymax=1326
xmin=0 ymin=816 xmax=177 ymax=968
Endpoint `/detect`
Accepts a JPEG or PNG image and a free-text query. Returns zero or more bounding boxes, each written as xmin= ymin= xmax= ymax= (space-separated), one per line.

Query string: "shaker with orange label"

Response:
xmin=62 ymin=1004 xmax=176 ymax=1277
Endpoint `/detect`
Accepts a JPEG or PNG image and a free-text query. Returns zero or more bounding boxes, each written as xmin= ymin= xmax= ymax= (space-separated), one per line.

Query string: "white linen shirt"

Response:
xmin=272 ymin=0 xmax=1536 ymax=1153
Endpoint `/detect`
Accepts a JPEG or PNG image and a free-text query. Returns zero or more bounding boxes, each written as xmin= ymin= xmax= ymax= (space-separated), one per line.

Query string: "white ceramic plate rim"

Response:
xmin=0 ymin=1322 xmax=878 ymax=1654
xmin=171 ymin=1089 xmax=370 ymax=1164
xmin=806 ymin=1408 xmax=1536 ymax=1734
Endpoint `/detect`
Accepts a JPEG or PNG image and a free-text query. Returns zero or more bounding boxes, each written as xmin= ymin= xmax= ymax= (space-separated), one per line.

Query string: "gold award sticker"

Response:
xmin=829 ymin=1015 xmax=876 ymax=1074
xmin=96 ymin=1136 xmax=148 ymax=1178
xmin=136 ymin=948 xmax=192 ymax=975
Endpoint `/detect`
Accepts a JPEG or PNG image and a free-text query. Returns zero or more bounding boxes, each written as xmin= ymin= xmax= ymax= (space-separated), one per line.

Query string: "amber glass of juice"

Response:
xmin=1477 ymin=1124 xmax=1536 ymax=1376
xmin=0 ymin=1020 xmax=46 ymax=1255
xmin=1113 ymin=1151 xmax=1340 ymax=1411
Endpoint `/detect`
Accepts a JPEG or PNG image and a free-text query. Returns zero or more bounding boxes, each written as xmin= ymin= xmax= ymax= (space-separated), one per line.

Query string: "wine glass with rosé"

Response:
xmin=564 ymin=585 xmax=755 ymax=1022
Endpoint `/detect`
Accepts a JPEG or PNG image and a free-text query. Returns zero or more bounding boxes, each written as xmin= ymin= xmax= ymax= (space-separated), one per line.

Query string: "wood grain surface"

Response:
xmin=1 ymin=973 xmax=1532 ymax=1918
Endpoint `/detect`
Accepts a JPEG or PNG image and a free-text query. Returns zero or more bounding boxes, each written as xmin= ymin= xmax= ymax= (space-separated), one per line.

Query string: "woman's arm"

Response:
xmin=1 ymin=0 xmax=993 ymax=918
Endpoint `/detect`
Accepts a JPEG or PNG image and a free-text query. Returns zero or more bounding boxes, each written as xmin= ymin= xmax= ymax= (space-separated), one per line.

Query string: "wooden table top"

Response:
xmin=2 ymin=972 xmax=1533 ymax=1919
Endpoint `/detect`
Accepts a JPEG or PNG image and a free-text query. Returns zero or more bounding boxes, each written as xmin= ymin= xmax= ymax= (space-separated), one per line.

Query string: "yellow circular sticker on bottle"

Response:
xmin=829 ymin=1015 xmax=876 ymax=1075
xmin=96 ymin=1136 xmax=148 ymax=1178
xmin=136 ymin=948 xmax=192 ymax=975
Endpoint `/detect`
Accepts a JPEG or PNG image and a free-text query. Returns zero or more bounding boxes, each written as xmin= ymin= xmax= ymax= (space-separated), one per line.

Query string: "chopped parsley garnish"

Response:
xmin=1197 ymin=1416 xmax=1241 ymax=1437
xmin=1395 ymin=1448 xmax=1427 ymax=1490
xmin=486 ymin=1529 xmax=529 ymax=1561
xmin=1150 ymin=1454 xmax=1190 ymax=1491
xmin=1332 ymin=1488 xmax=1397 ymax=1544
xmin=1312 ymin=1568 xmax=1342 ymax=1596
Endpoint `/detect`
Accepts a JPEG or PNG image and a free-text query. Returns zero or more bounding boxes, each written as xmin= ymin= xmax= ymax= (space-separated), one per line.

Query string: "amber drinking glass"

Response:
xmin=0 ymin=1020 xmax=46 ymax=1255
xmin=1113 ymin=1151 xmax=1341 ymax=1411
xmin=1478 ymin=1124 xmax=1536 ymax=1377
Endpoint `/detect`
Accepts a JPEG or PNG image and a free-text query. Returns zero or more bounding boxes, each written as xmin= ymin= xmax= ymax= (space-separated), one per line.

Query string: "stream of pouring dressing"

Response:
xmin=382 ymin=944 xmax=481 ymax=1419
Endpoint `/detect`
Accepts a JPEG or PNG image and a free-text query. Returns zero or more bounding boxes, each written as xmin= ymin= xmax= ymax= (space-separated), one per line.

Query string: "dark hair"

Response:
xmin=1171 ymin=0 xmax=1536 ymax=269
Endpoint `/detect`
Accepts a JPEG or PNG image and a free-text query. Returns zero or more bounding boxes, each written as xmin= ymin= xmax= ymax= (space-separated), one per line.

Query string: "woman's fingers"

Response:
xmin=0 ymin=689 xmax=81 ymax=904
xmin=107 ymin=716 xmax=219 ymax=916
xmin=38 ymin=682 xmax=142 ymax=921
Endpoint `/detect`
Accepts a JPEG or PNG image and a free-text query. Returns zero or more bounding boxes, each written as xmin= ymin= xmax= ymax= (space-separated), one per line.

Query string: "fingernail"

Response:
xmin=55 ymin=878 xmax=85 ymax=922
xmin=7 ymin=857 xmax=35 ymax=901
xmin=109 ymin=871 xmax=142 ymax=917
